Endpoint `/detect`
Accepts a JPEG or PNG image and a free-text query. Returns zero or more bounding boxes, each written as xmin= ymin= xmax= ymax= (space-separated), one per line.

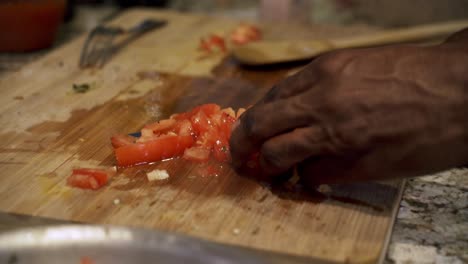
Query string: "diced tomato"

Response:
xmin=183 ymin=146 xmax=211 ymax=162
xmin=220 ymin=112 xmax=236 ymax=140
xmin=114 ymin=135 xmax=194 ymax=167
xmin=212 ymin=138 xmax=230 ymax=162
xmin=67 ymin=168 xmax=113 ymax=190
xmin=231 ymin=24 xmax=261 ymax=45
xmin=196 ymin=128 xmax=218 ymax=149
xmin=174 ymin=119 xmax=193 ymax=136
xmin=190 ymin=110 xmax=211 ymax=136
xmin=144 ymin=119 xmax=176 ymax=134
xmin=199 ymin=34 xmax=227 ymax=53
xmin=111 ymin=103 xmax=247 ymax=168
xmin=111 ymin=134 xmax=136 ymax=148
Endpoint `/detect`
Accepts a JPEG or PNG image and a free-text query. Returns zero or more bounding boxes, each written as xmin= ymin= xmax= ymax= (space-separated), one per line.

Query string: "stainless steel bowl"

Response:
xmin=0 ymin=225 xmax=329 ymax=264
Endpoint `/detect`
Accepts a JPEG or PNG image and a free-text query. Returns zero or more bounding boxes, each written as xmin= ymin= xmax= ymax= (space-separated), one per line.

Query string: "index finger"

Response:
xmin=229 ymin=99 xmax=312 ymax=171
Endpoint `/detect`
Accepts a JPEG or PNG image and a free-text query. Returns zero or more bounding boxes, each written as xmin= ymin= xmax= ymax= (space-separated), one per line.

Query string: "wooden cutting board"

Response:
xmin=0 ymin=9 xmax=403 ymax=263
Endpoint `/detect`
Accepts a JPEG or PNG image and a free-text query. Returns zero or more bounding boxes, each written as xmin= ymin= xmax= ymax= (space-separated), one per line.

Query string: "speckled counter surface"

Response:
xmin=386 ymin=170 xmax=468 ymax=263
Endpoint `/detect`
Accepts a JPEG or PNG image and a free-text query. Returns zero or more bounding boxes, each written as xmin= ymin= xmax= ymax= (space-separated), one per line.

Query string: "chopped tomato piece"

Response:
xmin=67 ymin=168 xmax=113 ymax=190
xmin=183 ymin=146 xmax=211 ymax=162
xmin=114 ymin=135 xmax=194 ymax=167
xmin=144 ymin=119 xmax=176 ymax=134
xmin=190 ymin=110 xmax=211 ymax=135
xmin=231 ymin=24 xmax=261 ymax=45
xmin=174 ymin=119 xmax=193 ymax=136
xmin=199 ymin=34 xmax=227 ymax=53
xmin=213 ymin=139 xmax=230 ymax=162
xmin=111 ymin=134 xmax=136 ymax=148
xmin=218 ymin=112 xmax=236 ymax=140
xmin=111 ymin=103 xmax=246 ymax=168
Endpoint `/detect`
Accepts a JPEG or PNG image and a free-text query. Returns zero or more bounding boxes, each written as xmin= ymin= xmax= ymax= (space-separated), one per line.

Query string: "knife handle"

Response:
xmin=330 ymin=19 xmax=468 ymax=49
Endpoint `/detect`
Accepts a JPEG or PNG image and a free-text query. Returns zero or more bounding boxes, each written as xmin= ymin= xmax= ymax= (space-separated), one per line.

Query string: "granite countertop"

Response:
xmin=0 ymin=4 xmax=466 ymax=264
xmin=387 ymin=170 xmax=467 ymax=263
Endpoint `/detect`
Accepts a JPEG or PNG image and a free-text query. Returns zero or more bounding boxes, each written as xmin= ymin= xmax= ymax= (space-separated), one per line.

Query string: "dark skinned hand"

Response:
xmin=230 ymin=29 xmax=468 ymax=187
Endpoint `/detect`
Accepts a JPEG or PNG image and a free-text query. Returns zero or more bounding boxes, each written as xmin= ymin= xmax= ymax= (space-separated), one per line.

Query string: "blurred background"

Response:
xmin=1 ymin=0 xmax=468 ymax=71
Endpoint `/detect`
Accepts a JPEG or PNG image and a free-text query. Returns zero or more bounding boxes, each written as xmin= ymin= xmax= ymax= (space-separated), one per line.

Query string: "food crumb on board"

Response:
xmin=113 ymin=198 xmax=120 ymax=205
xmin=78 ymin=138 xmax=85 ymax=142
xmin=232 ymin=228 xmax=241 ymax=235
xmin=147 ymin=169 xmax=169 ymax=181
xmin=72 ymin=83 xmax=91 ymax=93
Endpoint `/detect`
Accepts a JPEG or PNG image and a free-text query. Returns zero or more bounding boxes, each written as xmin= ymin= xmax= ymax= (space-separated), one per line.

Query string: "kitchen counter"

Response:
xmin=387 ymin=171 xmax=467 ymax=263
xmin=0 ymin=5 xmax=466 ymax=264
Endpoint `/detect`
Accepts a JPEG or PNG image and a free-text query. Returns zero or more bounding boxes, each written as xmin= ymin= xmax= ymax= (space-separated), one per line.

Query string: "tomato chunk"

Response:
xmin=183 ymin=146 xmax=211 ymax=162
xmin=199 ymin=34 xmax=227 ymax=53
xmin=111 ymin=103 xmax=245 ymax=168
xmin=111 ymin=134 xmax=136 ymax=148
xmin=231 ymin=24 xmax=261 ymax=45
xmin=114 ymin=135 xmax=194 ymax=167
xmin=67 ymin=168 xmax=113 ymax=190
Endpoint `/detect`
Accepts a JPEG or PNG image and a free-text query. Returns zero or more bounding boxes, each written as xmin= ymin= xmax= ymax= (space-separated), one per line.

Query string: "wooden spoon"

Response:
xmin=232 ymin=20 xmax=468 ymax=65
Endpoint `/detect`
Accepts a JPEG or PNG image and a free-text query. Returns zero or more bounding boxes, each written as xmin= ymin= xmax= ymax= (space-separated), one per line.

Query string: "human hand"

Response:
xmin=230 ymin=42 xmax=468 ymax=187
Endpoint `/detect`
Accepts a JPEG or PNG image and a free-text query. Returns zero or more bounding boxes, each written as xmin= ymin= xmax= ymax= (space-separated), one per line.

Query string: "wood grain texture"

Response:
xmin=0 ymin=9 xmax=403 ymax=263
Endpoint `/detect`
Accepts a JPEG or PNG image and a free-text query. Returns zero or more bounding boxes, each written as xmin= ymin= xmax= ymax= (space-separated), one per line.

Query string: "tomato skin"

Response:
xmin=67 ymin=168 xmax=113 ymax=190
xmin=114 ymin=135 xmax=194 ymax=167
xmin=144 ymin=119 xmax=176 ymax=134
xmin=111 ymin=135 xmax=136 ymax=148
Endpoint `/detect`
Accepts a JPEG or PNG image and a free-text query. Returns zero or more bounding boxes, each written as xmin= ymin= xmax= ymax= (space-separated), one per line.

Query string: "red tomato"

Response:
xmin=190 ymin=110 xmax=211 ymax=136
xmin=213 ymin=138 xmax=230 ymax=162
xmin=199 ymin=34 xmax=227 ymax=53
xmin=111 ymin=104 xmax=243 ymax=167
xmin=174 ymin=119 xmax=193 ymax=136
xmin=144 ymin=119 xmax=176 ymax=134
xmin=218 ymin=112 xmax=236 ymax=141
xmin=183 ymin=146 xmax=211 ymax=162
xmin=111 ymin=134 xmax=136 ymax=148
xmin=196 ymin=128 xmax=218 ymax=149
xmin=67 ymin=168 xmax=113 ymax=190
xmin=114 ymin=135 xmax=194 ymax=167
xmin=231 ymin=24 xmax=261 ymax=45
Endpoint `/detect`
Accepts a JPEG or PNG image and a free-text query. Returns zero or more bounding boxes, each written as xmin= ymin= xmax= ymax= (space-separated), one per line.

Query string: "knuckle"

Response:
xmin=241 ymin=109 xmax=263 ymax=141
xmin=320 ymin=125 xmax=348 ymax=155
